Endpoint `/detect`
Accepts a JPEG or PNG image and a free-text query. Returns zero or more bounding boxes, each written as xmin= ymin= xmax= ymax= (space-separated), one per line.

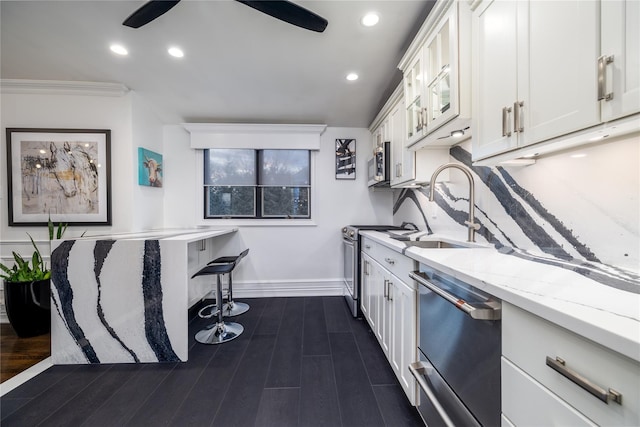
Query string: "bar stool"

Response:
xmin=192 ymin=262 xmax=243 ymax=344
xmin=207 ymin=248 xmax=249 ymax=317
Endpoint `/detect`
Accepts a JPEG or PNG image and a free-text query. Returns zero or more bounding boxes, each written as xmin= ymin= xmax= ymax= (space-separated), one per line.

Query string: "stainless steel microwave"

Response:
xmin=367 ymin=141 xmax=391 ymax=187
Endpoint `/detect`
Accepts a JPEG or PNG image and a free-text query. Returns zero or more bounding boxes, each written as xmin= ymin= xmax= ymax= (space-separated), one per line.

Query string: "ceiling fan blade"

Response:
xmin=236 ymin=0 xmax=328 ymax=33
xmin=123 ymin=0 xmax=181 ymax=28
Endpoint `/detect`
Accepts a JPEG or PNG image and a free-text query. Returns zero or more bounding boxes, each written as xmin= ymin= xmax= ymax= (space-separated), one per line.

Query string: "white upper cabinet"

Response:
xmin=398 ymin=0 xmax=472 ymax=150
xmin=600 ymin=0 xmax=640 ymax=121
xmin=472 ymin=0 xmax=600 ymax=161
xmin=389 ymin=93 xmax=416 ymax=187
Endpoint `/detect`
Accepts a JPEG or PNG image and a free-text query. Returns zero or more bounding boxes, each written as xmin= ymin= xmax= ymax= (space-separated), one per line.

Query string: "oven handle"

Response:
xmin=409 ymin=361 xmax=456 ymax=427
xmin=409 ymin=271 xmax=501 ymax=320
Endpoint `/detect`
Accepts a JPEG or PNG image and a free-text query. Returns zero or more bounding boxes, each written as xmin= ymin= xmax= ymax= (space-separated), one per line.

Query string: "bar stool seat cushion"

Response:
xmin=192 ymin=263 xmax=235 ymax=279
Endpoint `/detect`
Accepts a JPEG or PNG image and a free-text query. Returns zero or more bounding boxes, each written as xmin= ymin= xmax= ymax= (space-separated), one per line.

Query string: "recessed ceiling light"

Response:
xmin=346 ymin=73 xmax=359 ymax=81
xmin=110 ymin=44 xmax=128 ymax=56
xmin=168 ymin=46 xmax=184 ymax=58
xmin=361 ymin=12 xmax=379 ymax=27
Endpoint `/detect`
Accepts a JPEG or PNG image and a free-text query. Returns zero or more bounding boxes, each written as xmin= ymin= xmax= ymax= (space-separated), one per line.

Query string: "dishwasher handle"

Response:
xmin=409 ymin=361 xmax=457 ymax=427
xmin=409 ymin=271 xmax=501 ymax=320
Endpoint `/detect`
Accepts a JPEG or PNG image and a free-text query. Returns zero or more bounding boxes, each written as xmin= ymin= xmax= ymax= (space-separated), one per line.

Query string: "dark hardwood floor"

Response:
xmin=0 ymin=323 xmax=50 ymax=383
xmin=0 ymin=296 xmax=423 ymax=426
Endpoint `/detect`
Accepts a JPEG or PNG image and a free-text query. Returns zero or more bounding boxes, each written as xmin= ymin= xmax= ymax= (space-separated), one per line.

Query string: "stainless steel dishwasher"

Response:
xmin=409 ymin=265 xmax=502 ymax=427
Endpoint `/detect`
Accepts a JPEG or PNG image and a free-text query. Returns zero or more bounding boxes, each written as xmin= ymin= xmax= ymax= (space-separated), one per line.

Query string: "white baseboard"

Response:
xmin=188 ymin=279 xmax=344 ymax=306
xmin=233 ymin=279 xmax=344 ymax=298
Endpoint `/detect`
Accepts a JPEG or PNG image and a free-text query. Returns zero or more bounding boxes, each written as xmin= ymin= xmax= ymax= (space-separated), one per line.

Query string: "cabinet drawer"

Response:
xmin=503 ymin=303 xmax=640 ymax=426
xmin=502 ymin=357 xmax=596 ymax=426
xmin=372 ymin=243 xmax=414 ymax=281
xmin=361 ymin=237 xmax=376 ymax=256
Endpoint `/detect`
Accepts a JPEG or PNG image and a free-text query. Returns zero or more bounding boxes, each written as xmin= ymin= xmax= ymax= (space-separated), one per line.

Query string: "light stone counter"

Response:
xmin=361 ymin=230 xmax=640 ymax=363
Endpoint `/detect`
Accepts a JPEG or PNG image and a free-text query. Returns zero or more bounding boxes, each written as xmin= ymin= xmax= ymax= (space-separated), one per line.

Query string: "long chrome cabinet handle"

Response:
xmin=383 ymin=279 xmax=388 ymax=298
xmin=409 ymin=272 xmax=501 ymax=320
xmin=514 ymin=101 xmax=524 ymax=133
xmin=546 ymin=356 xmax=622 ymax=405
xmin=409 ymin=361 xmax=457 ymax=427
xmin=597 ymin=55 xmax=614 ymax=101
xmin=502 ymin=106 xmax=512 ymax=137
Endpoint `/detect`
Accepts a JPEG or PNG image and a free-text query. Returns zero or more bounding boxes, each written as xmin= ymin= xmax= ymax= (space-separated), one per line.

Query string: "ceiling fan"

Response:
xmin=123 ymin=0 xmax=328 ymax=33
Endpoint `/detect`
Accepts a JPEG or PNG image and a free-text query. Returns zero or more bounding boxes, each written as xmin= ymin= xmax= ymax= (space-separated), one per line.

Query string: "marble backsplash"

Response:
xmin=393 ymin=136 xmax=639 ymax=290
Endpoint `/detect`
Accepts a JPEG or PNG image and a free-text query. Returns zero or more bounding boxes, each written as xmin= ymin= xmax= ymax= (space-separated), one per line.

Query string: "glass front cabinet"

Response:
xmin=399 ymin=0 xmax=469 ymax=148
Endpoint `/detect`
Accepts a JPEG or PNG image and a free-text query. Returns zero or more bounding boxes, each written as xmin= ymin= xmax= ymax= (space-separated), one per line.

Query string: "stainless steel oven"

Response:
xmin=341 ymin=224 xmax=405 ymax=317
xmin=409 ymin=265 xmax=502 ymax=427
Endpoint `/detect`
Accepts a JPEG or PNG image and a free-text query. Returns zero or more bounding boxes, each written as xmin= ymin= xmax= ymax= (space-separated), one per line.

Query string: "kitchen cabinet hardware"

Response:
xmin=365 ymin=244 xmax=371 ymax=250
xmin=502 ymin=106 xmax=512 ymax=137
xmin=384 ymin=279 xmax=389 ymax=298
xmin=409 ymin=361 xmax=457 ymax=427
xmin=514 ymin=101 xmax=524 ymax=133
xmin=388 ymin=281 xmax=393 ymax=301
xmin=597 ymin=55 xmax=615 ymax=101
xmin=385 ymin=257 xmax=395 ymax=265
xmin=546 ymin=356 xmax=623 ymax=405
xmin=410 ymin=271 xmax=501 ymax=320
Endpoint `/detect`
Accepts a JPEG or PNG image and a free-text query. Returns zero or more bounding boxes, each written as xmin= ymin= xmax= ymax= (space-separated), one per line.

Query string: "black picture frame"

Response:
xmin=6 ymin=128 xmax=112 ymax=226
xmin=335 ymin=138 xmax=356 ymax=180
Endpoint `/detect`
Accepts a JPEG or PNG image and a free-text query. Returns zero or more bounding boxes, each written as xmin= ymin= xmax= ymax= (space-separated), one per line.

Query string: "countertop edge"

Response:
xmin=360 ymin=230 xmax=640 ymax=364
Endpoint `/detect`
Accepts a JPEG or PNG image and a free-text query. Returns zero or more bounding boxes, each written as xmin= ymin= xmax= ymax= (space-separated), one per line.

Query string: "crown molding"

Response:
xmin=0 ymin=79 xmax=129 ymax=97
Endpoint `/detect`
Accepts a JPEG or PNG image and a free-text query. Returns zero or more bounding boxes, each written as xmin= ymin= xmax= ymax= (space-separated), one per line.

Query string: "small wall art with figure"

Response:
xmin=336 ymin=138 xmax=356 ymax=179
xmin=138 ymin=147 xmax=163 ymax=188
xmin=6 ymin=128 xmax=112 ymax=226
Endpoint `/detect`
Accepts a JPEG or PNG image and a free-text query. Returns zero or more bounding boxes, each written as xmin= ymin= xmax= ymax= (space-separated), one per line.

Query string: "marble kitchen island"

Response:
xmin=49 ymin=228 xmax=237 ymax=365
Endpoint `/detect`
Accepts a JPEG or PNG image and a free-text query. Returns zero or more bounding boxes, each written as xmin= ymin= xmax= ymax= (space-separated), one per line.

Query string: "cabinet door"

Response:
xmin=371 ymin=259 xmax=385 ymax=345
xmin=601 ymin=0 xmax=640 ymax=121
xmin=472 ymin=0 xmax=519 ymax=159
xmin=425 ymin=6 xmax=458 ymax=133
xmin=360 ymin=255 xmax=372 ymax=324
xmin=390 ymin=276 xmax=417 ymax=404
xmin=390 ymin=97 xmax=415 ymax=186
xmin=520 ymin=0 xmax=599 ymax=147
xmin=380 ymin=271 xmax=392 ymax=356
xmin=404 ymin=54 xmax=426 ymax=146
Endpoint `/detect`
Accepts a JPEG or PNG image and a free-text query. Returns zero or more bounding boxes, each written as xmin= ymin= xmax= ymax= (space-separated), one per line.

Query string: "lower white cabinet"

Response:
xmin=502 ymin=303 xmax=640 ymax=426
xmin=360 ymin=243 xmax=417 ymax=405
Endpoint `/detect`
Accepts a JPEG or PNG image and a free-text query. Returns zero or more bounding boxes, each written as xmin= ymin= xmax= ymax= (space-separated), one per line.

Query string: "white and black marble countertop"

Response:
xmin=360 ymin=230 xmax=640 ymax=364
xmin=75 ymin=227 xmax=238 ymax=242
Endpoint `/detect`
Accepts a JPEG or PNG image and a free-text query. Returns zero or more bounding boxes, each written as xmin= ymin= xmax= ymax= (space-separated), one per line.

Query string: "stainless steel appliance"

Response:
xmin=341 ymin=224 xmax=406 ymax=317
xmin=367 ymin=141 xmax=391 ymax=187
xmin=409 ymin=265 xmax=502 ymax=427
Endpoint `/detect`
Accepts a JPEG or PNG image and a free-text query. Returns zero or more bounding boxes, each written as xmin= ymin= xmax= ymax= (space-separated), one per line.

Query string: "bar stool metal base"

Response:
xmin=195 ymin=321 xmax=244 ymax=344
xmin=222 ymin=301 xmax=250 ymax=317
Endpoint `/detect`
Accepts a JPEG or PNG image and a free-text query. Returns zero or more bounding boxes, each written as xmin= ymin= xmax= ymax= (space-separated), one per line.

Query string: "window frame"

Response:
xmin=202 ymin=149 xmax=313 ymax=221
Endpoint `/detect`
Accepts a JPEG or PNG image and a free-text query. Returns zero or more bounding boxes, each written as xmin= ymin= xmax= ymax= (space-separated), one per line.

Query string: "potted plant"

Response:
xmin=0 ymin=220 xmax=67 ymax=338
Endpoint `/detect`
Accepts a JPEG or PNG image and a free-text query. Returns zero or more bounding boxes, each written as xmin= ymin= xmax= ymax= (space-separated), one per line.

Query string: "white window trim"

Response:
xmin=195 ymin=150 xmax=318 ymax=227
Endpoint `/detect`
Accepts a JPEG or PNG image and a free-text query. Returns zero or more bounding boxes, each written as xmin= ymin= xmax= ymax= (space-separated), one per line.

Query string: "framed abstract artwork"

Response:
xmin=6 ymin=128 xmax=112 ymax=226
xmin=335 ymin=138 xmax=356 ymax=179
xmin=138 ymin=147 xmax=163 ymax=188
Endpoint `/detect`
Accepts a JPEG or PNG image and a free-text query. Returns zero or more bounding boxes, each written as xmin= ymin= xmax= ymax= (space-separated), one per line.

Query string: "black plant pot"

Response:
xmin=4 ymin=279 xmax=51 ymax=338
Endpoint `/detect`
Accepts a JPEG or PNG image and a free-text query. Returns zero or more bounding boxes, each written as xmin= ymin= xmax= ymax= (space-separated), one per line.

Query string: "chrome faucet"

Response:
xmin=428 ymin=163 xmax=480 ymax=242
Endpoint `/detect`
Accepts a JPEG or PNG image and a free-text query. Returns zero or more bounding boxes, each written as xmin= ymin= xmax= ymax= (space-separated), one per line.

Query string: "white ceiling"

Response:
xmin=0 ymin=0 xmax=435 ymax=127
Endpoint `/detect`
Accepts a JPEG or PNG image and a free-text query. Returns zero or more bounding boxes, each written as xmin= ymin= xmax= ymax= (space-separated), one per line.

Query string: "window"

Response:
xmin=204 ymin=149 xmax=311 ymax=219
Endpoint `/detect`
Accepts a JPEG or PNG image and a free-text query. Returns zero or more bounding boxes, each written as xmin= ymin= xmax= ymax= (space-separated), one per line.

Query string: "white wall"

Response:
xmin=164 ymin=126 xmax=393 ymax=294
xmin=131 ymin=92 xmax=165 ymax=230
